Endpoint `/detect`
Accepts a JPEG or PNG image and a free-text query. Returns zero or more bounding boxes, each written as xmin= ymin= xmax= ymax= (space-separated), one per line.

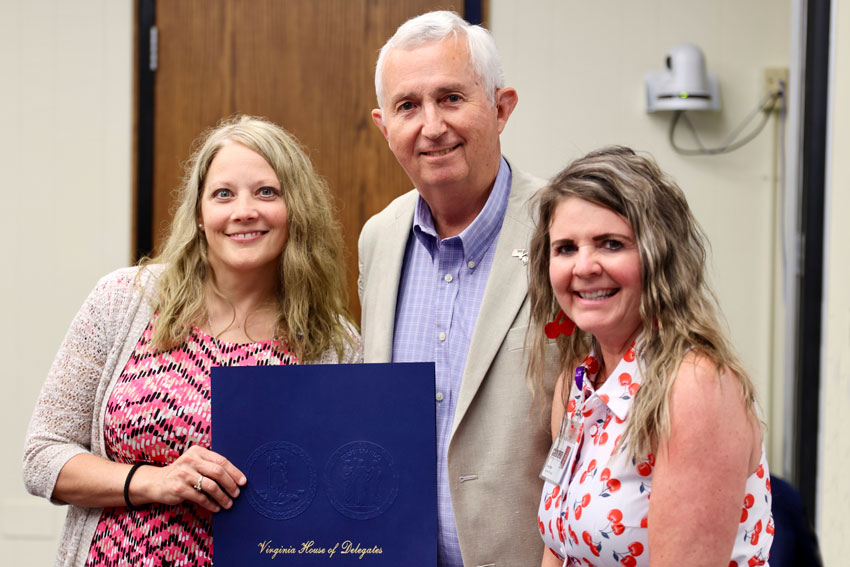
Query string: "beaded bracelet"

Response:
xmin=124 ymin=462 xmax=150 ymax=511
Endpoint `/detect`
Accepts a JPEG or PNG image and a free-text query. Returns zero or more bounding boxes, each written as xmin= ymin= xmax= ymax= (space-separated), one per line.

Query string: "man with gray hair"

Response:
xmin=359 ymin=10 xmax=558 ymax=566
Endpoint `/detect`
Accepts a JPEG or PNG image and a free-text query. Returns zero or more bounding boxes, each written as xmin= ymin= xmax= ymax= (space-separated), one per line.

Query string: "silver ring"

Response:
xmin=193 ymin=475 xmax=204 ymax=492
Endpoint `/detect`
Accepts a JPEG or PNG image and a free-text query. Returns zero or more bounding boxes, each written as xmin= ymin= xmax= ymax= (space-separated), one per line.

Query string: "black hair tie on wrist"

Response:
xmin=124 ymin=462 xmax=150 ymax=511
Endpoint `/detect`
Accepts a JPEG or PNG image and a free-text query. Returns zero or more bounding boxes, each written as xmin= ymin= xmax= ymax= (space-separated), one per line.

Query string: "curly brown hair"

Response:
xmin=526 ymin=146 xmax=758 ymax=458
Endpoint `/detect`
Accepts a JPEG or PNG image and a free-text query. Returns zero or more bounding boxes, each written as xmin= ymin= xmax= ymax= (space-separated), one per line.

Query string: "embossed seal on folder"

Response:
xmin=246 ymin=441 xmax=317 ymax=520
xmin=324 ymin=441 xmax=399 ymax=520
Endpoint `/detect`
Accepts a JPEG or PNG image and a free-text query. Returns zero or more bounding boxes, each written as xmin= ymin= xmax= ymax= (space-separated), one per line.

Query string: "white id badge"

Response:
xmin=539 ymin=417 xmax=580 ymax=484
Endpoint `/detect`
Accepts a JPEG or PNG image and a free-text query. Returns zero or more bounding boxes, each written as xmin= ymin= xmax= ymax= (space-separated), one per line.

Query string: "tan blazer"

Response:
xmin=358 ymin=164 xmax=559 ymax=567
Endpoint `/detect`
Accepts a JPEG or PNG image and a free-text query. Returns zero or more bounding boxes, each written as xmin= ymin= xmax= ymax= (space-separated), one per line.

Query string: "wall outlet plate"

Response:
xmin=764 ymin=67 xmax=789 ymax=111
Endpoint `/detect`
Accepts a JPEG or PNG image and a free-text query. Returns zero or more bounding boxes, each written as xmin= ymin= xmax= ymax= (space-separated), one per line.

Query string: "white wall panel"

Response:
xmin=0 ymin=0 xmax=132 ymax=562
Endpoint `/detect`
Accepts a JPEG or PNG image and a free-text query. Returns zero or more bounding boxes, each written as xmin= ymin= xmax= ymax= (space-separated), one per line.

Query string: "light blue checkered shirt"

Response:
xmin=392 ymin=158 xmax=512 ymax=567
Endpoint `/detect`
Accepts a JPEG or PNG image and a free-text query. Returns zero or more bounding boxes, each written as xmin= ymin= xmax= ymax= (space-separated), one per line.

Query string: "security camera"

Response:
xmin=646 ymin=43 xmax=720 ymax=112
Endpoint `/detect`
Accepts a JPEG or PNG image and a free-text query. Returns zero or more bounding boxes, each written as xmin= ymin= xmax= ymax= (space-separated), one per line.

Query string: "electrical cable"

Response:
xmin=669 ymin=91 xmax=782 ymax=155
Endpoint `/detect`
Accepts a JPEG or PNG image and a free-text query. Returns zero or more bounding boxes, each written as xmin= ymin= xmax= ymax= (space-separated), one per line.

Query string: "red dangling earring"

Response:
xmin=544 ymin=309 xmax=576 ymax=338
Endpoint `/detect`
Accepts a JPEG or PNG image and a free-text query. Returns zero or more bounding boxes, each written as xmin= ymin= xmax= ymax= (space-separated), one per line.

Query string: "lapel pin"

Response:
xmin=512 ymin=249 xmax=529 ymax=265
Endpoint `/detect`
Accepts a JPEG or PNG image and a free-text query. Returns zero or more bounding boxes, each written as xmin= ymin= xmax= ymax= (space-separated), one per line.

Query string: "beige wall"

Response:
xmin=819 ymin=0 xmax=850 ymax=562
xmin=0 ymin=0 xmax=133 ymax=563
xmin=490 ymin=0 xmax=792 ymax=474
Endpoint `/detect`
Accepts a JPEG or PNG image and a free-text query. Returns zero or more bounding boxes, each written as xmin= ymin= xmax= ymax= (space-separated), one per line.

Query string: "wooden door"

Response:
xmin=141 ymin=0 xmax=456 ymax=319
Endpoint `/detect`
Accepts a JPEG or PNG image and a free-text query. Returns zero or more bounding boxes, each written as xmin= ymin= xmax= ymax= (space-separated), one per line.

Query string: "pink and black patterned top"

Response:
xmin=537 ymin=345 xmax=773 ymax=567
xmin=85 ymin=320 xmax=298 ymax=567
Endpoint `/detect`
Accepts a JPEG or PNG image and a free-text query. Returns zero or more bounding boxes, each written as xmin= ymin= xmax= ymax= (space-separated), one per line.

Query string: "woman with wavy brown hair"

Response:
xmin=24 ymin=115 xmax=360 ymax=566
xmin=528 ymin=147 xmax=772 ymax=567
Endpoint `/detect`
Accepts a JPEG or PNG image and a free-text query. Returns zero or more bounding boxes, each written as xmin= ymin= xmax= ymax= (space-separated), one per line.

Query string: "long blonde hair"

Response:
xmin=527 ymin=146 xmax=757 ymax=458
xmin=141 ymin=115 xmax=355 ymax=361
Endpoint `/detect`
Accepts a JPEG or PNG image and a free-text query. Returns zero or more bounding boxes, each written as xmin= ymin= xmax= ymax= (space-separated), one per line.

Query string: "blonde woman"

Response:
xmin=527 ymin=147 xmax=772 ymax=567
xmin=24 ymin=116 xmax=360 ymax=566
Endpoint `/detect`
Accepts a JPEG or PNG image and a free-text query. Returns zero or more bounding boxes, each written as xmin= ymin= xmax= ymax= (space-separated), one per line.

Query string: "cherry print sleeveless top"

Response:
xmin=537 ymin=345 xmax=773 ymax=567
xmin=85 ymin=320 xmax=298 ymax=567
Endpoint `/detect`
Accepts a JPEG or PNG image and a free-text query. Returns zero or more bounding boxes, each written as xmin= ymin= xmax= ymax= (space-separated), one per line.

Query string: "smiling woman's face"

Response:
xmin=199 ymin=141 xmax=289 ymax=282
xmin=548 ymin=197 xmax=643 ymax=350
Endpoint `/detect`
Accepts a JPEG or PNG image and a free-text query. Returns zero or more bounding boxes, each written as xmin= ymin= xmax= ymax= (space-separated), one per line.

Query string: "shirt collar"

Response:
xmin=412 ymin=157 xmax=512 ymax=260
xmin=584 ymin=343 xmax=642 ymax=421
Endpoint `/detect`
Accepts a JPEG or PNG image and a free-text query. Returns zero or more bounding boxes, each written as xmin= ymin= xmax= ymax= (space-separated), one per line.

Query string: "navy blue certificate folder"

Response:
xmin=211 ymin=362 xmax=437 ymax=565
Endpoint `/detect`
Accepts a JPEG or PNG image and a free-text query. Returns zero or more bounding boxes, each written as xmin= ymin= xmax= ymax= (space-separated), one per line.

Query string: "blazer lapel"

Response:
xmin=363 ymin=197 xmax=415 ymax=363
xmin=451 ymin=172 xmax=538 ymax=434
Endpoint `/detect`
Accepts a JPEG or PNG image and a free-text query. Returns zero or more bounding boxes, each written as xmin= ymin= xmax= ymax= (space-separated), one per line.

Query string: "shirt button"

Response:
xmin=438 ymin=332 xmax=446 ymax=341
xmin=467 ymin=260 xmax=476 ymax=269
xmin=436 ymin=392 xmax=444 ymax=402
xmin=444 ymin=273 xmax=453 ymax=283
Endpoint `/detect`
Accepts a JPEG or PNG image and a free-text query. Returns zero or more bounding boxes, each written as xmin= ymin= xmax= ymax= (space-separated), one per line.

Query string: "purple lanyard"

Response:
xmin=574 ymin=365 xmax=586 ymax=390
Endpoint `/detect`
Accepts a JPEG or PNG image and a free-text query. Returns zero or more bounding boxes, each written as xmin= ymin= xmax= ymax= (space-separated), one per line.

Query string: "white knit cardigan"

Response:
xmin=23 ymin=265 xmax=362 ymax=567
